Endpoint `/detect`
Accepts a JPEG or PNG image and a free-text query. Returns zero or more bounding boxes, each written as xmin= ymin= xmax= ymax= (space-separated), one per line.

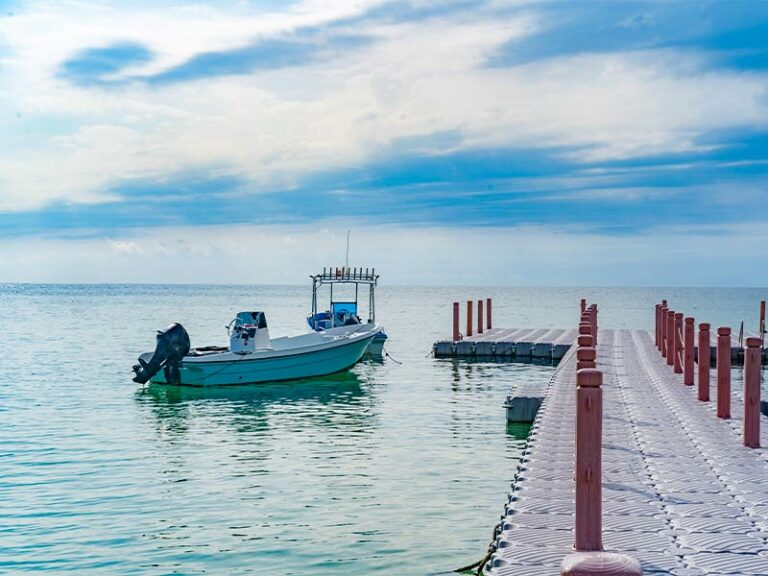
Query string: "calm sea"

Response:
xmin=1 ymin=285 xmax=765 ymax=575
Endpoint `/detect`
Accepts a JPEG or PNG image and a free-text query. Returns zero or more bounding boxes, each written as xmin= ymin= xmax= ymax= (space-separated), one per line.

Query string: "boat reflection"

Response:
xmin=135 ymin=367 xmax=378 ymax=440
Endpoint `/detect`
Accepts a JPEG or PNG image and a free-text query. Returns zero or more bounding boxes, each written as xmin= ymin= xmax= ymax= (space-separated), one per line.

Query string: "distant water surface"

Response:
xmin=0 ymin=285 xmax=765 ymax=575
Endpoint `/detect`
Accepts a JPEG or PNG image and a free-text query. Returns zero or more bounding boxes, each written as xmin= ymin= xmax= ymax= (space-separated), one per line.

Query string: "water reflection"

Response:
xmin=135 ymin=368 xmax=378 ymax=439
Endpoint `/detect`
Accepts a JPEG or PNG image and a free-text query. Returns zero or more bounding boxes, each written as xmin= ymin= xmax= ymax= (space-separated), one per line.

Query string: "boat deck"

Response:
xmin=485 ymin=329 xmax=768 ymax=576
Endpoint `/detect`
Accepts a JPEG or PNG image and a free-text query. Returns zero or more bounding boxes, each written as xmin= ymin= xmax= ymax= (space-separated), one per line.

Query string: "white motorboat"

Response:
xmin=307 ymin=267 xmax=388 ymax=357
xmin=132 ymin=311 xmax=380 ymax=387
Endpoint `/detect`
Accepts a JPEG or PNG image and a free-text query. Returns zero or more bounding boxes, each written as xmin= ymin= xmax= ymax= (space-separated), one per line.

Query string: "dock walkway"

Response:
xmin=486 ymin=329 xmax=768 ymax=576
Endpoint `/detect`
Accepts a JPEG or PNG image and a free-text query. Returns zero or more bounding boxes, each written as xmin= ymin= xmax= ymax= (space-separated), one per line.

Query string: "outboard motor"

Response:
xmin=229 ymin=312 xmax=270 ymax=354
xmin=132 ymin=323 xmax=191 ymax=384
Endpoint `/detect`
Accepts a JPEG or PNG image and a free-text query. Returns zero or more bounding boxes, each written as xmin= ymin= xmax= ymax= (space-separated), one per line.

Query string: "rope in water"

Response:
xmin=383 ymin=347 xmax=403 ymax=365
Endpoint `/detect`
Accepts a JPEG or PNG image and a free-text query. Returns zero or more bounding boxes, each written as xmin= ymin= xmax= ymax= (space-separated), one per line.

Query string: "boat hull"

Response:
xmin=150 ymin=331 xmax=376 ymax=387
xmin=365 ymin=332 xmax=387 ymax=358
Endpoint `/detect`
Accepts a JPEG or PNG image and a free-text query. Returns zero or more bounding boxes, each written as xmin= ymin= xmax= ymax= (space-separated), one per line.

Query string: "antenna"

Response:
xmin=345 ymin=230 xmax=351 ymax=268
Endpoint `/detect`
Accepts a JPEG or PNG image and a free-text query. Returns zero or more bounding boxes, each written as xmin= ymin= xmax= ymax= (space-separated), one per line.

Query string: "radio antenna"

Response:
xmin=345 ymin=230 xmax=351 ymax=268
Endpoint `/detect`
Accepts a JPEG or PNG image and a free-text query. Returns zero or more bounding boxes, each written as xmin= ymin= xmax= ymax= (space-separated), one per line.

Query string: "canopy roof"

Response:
xmin=311 ymin=266 xmax=378 ymax=285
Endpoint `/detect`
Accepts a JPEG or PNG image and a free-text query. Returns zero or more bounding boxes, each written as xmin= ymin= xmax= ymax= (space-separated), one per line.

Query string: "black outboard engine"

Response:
xmin=132 ymin=323 xmax=191 ymax=384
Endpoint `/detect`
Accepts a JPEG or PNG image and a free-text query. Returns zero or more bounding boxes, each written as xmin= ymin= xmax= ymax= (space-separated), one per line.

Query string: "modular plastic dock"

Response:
xmin=433 ymin=328 xmax=577 ymax=361
xmin=485 ymin=329 xmax=768 ymax=576
xmin=434 ymin=328 xmax=765 ymax=364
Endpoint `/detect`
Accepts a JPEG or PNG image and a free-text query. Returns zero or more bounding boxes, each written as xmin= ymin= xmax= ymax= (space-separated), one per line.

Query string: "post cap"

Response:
xmin=577 ymin=347 xmax=596 ymax=361
xmin=699 ymin=322 xmax=710 ymax=330
xmin=667 ymin=310 xmax=675 ymax=317
xmin=577 ymin=368 xmax=602 ymax=388
xmin=675 ymin=312 xmax=683 ymax=319
xmin=662 ymin=299 xmax=668 ymax=305
xmin=746 ymin=337 xmax=762 ymax=348
xmin=718 ymin=327 xmax=731 ymax=335
xmin=577 ymin=335 xmax=594 ymax=347
xmin=685 ymin=317 xmax=694 ymax=324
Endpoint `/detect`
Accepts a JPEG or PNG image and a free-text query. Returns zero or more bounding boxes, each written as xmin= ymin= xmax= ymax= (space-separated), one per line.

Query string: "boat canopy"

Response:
xmin=310 ymin=266 xmax=379 ymax=326
xmin=310 ymin=267 xmax=378 ymax=285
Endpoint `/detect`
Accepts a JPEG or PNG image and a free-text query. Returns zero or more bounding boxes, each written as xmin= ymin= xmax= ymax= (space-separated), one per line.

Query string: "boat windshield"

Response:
xmin=332 ymin=301 xmax=359 ymax=325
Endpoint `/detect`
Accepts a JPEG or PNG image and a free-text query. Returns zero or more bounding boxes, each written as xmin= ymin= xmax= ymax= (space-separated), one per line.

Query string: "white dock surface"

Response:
xmin=486 ymin=329 xmax=768 ymax=576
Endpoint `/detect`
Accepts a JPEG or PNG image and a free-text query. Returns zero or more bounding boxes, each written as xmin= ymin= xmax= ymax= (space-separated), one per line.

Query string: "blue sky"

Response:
xmin=1 ymin=1 xmax=768 ymax=284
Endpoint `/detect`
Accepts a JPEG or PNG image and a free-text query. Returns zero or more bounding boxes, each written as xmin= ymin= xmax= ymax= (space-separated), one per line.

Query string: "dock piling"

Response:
xmin=561 ymin=367 xmax=642 ymax=576
xmin=574 ymin=368 xmax=603 ymax=551
xmin=684 ymin=317 xmax=695 ymax=385
xmin=660 ymin=303 xmax=669 ymax=356
xmin=477 ymin=300 xmax=484 ymax=335
xmin=580 ymin=298 xmax=586 ymax=315
xmin=698 ymin=323 xmax=710 ymax=401
xmin=744 ymin=337 xmax=761 ymax=448
xmin=452 ymin=302 xmax=460 ymax=342
xmin=717 ymin=327 xmax=732 ymax=419
xmin=487 ymin=298 xmax=492 ymax=330
xmin=466 ymin=301 xmax=473 ymax=338
xmin=673 ymin=312 xmax=683 ymax=374
xmin=666 ymin=310 xmax=675 ymax=365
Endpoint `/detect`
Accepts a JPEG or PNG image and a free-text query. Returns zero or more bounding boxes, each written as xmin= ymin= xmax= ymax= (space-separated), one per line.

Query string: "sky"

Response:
xmin=1 ymin=0 xmax=768 ymax=285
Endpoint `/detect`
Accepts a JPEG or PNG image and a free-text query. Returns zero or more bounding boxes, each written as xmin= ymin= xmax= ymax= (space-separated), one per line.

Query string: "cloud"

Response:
xmin=1 ymin=0 xmax=768 ymax=242
xmin=3 ymin=222 xmax=768 ymax=286
xmin=59 ymin=41 xmax=154 ymax=86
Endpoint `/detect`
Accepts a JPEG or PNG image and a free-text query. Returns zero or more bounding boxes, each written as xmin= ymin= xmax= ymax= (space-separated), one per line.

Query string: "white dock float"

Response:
xmin=485 ymin=329 xmax=768 ymax=575
xmin=433 ymin=327 xmax=575 ymax=362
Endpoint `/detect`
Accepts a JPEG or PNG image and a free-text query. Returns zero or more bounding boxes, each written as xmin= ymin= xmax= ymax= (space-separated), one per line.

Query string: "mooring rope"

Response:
xmin=383 ymin=347 xmax=403 ymax=364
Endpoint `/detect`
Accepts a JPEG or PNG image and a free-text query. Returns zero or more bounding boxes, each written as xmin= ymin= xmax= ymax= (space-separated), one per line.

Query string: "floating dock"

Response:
xmin=485 ymin=328 xmax=768 ymax=575
xmin=433 ymin=327 xmax=576 ymax=361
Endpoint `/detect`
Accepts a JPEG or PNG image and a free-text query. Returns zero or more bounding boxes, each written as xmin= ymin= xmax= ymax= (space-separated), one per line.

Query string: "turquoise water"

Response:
xmin=1 ymin=285 xmax=766 ymax=575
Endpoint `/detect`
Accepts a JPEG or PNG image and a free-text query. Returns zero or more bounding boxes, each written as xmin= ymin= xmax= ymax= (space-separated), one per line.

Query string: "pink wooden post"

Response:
xmin=684 ymin=317 xmax=694 ymax=385
xmin=717 ymin=327 xmax=731 ymax=419
xmin=744 ymin=337 xmax=761 ymax=448
xmin=452 ymin=302 xmax=460 ymax=342
xmin=577 ymin=347 xmax=596 ymax=371
xmin=698 ymin=323 xmax=710 ymax=401
xmin=477 ymin=300 xmax=483 ymax=335
xmin=581 ymin=298 xmax=586 ymax=314
xmin=666 ymin=310 xmax=675 ymax=365
xmin=593 ymin=305 xmax=598 ymax=346
xmin=486 ymin=298 xmax=492 ymax=330
xmin=660 ymin=304 xmax=669 ymax=357
xmin=574 ymin=368 xmax=603 ymax=551
xmin=673 ymin=312 xmax=683 ymax=374
xmin=466 ymin=300 xmax=473 ymax=338
xmin=561 ymin=368 xmax=642 ymax=576
xmin=655 ymin=304 xmax=660 ymax=349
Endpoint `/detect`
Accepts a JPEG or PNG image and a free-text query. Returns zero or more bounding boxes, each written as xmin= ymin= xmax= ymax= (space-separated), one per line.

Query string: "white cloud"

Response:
xmin=0 ymin=1 xmax=767 ymax=213
xmin=2 ymin=222 xmax=768 ymax=286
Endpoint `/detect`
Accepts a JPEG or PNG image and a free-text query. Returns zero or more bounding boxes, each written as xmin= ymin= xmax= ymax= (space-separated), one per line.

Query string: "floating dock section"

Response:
xmin=483 ymin=300 xmax=768 ymax=576
xmin=433 ymin=327 xmax=576 ymax=361
xmin=435 ymin=298 xmax=768 ymax=364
